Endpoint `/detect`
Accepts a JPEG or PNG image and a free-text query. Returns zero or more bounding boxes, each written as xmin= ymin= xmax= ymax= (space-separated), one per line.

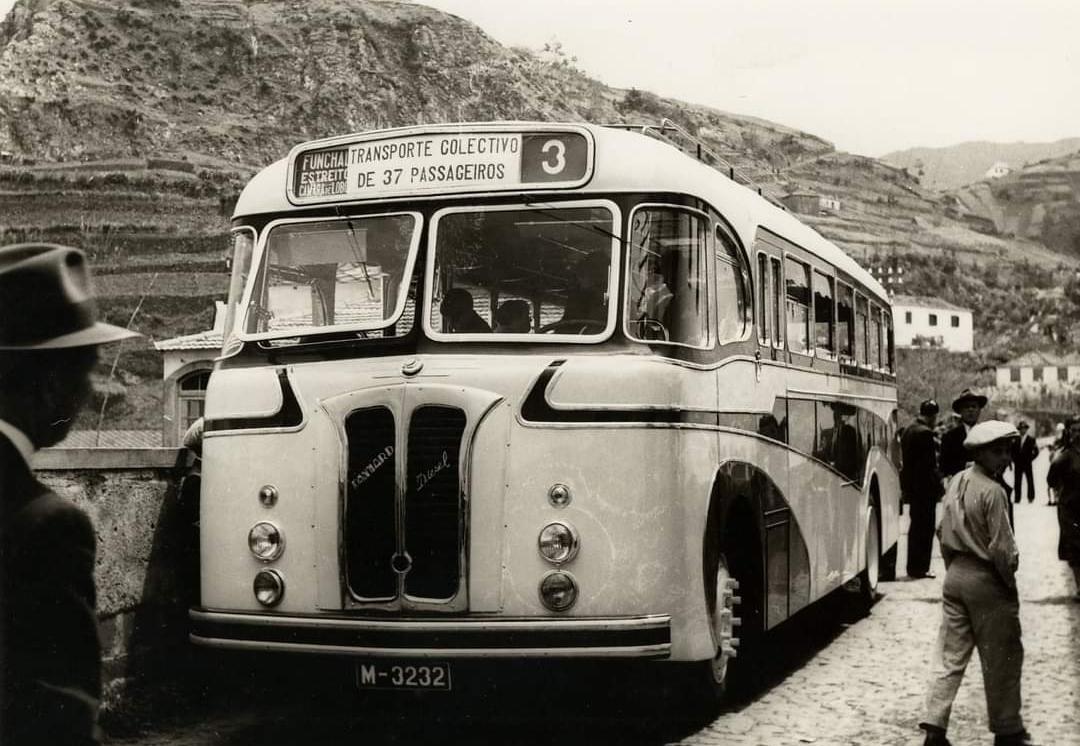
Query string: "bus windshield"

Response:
xmin=426 ymin=203 xmax=616 ymax=339
xmin=238 ymin=213 xmax=420 ymax=341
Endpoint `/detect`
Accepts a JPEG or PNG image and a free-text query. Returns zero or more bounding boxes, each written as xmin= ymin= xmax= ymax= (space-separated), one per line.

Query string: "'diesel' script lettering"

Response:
xmin=415 ymin=450 xmax=451 ymax=493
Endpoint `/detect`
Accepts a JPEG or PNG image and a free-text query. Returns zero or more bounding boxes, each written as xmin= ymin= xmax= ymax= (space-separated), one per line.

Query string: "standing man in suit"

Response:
xmin=1010 ymin=421 xmax=1039 ymax=504
xmin=903 ymin=399 xmax=944 ymax=579
xmin=939 ymin=389 xmax=988 ymax=481
xmin=0 ymin=244 xmax=139 ymax=746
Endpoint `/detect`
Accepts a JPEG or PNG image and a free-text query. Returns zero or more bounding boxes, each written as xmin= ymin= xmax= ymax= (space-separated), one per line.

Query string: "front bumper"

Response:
xmin=189 ymin=608 xmax=671 ymax=659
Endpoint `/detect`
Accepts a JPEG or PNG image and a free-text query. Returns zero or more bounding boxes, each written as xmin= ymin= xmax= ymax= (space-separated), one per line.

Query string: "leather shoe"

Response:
xmin=994 ymin=729 xmax=1037 ymax=745
xmin=920 ymin=723 xmax=952 ymax=746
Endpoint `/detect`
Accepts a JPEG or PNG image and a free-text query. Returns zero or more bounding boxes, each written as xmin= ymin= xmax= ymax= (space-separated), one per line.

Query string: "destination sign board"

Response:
xmin=288 ymin=128 xmax=592 ymax=203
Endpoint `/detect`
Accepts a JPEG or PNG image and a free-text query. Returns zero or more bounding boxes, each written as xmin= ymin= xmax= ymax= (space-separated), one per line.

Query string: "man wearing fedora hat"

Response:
xmin=0 ymin=244 xmax=139 ymax=745
xmin=939 ymin=388 xmax=988 ymax=480
xmin=919 ymin=421 xmax=1036 ymax=746
xmin=1010 ymin=421 xmax=1039 ymax=505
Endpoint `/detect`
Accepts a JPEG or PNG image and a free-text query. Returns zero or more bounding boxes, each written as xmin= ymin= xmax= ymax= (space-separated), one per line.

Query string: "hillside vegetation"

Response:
xmin=1 ymin=0 xmax=1078 ymax=430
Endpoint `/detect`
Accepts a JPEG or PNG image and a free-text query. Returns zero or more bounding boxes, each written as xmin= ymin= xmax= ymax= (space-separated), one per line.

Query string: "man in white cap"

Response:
xmin=0 ymin=244 xmax=139 ymax=746
xmin=919 ymin=421 xmax=1035 ymax=746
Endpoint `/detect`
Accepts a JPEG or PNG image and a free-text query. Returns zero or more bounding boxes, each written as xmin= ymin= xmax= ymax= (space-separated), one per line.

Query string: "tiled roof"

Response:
xmin=1001 ymin=351 xmax=1080 ymax=368
xmin=891 ymin=294 xmax=971 ymax=313
xmin=53 ymin=430 xmax=162 ymax=448
xmin=154 ymin=330 xmax=224 ymax=351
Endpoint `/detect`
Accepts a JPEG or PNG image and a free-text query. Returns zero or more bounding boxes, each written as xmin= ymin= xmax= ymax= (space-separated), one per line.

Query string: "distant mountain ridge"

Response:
xmin=882 ymin=138 xmax=1080 ymax=191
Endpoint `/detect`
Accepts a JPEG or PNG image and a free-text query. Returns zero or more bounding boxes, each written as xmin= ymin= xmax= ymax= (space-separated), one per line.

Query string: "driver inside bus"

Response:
xmin=561 ymin=251 xmax=609 ymax=323
xmin=439 ymin=287 xmax=491 ymax=333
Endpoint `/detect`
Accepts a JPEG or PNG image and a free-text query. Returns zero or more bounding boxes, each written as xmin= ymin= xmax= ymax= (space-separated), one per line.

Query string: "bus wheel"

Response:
xmin=879 ymin=542 xmax=898 ymax=581
xmin=685 ymin=555 xmax=741 ymax=707
xmin=856 ymin=505 xmax=881 ymax=613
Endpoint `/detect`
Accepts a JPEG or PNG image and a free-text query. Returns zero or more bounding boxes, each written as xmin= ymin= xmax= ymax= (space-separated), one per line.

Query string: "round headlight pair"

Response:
xmin=538 ymin=521 xmax=579 ymax=565
xmin=539 ymin=571 xmax=578 ymax=611
xmin=248 ymin=521 xmax=284 ymax=562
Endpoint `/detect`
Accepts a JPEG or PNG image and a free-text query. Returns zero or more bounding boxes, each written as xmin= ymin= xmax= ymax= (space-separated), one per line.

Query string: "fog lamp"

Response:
xmin=538 ymin=521 xmax=579 ymax=564
xmin=248 ymin=521 xmax=284 ymax=561
xmin=253 ymin=569 xmax=285 ymax=607
xmin=539 ymin=571 xmax=578 ymax=611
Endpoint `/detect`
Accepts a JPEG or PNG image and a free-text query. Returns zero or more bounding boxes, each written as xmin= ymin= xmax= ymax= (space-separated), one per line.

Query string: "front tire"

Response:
xmin=682 ymin=554 xmax=741 ymax=708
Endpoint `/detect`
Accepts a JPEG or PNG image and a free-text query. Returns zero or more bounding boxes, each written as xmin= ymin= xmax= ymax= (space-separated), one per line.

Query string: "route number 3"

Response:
xmin=540 ymin=139 xmax=567 ymax=175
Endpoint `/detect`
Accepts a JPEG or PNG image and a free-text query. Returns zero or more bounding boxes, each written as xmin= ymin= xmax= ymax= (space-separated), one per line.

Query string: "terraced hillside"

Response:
xmin=1 ymin=0 xmax=1078 ymax=430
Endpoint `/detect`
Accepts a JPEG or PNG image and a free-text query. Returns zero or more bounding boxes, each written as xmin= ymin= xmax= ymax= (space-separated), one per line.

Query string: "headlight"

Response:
xmin=539 ymin=571 xmax=578 ymax=611
xmin=253 ymin=569 xmax=285 ymax=607
xmin=248 ymin=521 xmax=284 ymax=561
xmin=538 ymin=521 xmax=579 ymax=564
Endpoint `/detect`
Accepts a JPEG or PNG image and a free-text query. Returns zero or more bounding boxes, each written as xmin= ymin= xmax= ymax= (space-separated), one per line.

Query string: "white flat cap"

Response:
xmin=964 ymin=420 xmax=1019 ymax=449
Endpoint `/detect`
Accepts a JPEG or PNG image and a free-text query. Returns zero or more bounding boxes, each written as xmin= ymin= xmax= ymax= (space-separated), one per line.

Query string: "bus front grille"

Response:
xmin=344 ymin=404 xmax=466 ymax=606
xmin=404 ymin=406 xmax=466 ymax=600
xmin=344 ymin=407 xmax=397 ymax=600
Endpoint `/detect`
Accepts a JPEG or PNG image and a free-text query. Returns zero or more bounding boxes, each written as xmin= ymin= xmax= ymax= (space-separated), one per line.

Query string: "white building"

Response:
xmin=153 ymin=302 xmax=224 ymax=447
xmin=985 ymin=161 xmax=1011 ymax=179
xmin=892 ymin=294 xmax=974 ymax=352
xmin=995 ymin=351 xmax=1080 ymax=390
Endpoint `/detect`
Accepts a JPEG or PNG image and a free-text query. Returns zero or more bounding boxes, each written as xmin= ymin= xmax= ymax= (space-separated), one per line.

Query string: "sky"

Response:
xmin=2 ymin=0 xmax=1077 ymax=156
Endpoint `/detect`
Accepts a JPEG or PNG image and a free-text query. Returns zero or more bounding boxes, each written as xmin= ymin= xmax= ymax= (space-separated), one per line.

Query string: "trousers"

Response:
xmin=906 ymin=498 xmax=936 ymax=577
xmin=1013 ymin=463 xmax=1034 ymax=503
xmin=924 ymin=555 xmax=1024 ymax=735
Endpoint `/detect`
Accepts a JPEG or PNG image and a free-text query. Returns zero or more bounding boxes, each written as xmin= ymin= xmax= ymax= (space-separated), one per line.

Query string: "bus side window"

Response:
xmin=836 ymin=281 xmax=854 ymax=360
xmin=812 ymin=270 xmax=835 ymax=356
xmin=869 ymin=304 xmax=882 ymax=369
xmin=884 ymin=311 xmax=895 ymax=373
xmin=770 ymin=257 xmax=783 ymax=348
xmin=715 ymin=226 xmax=750 ymax=343
xmin=784 ymin=257 xmax=811 ymax=354
xmin=756 ymin=253 xmax=769 ymax=345
xmin=854 ymin=292 xmax=869 ymax=365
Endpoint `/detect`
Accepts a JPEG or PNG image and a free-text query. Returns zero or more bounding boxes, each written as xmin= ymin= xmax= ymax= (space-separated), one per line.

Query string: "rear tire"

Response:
xmin=855 ymin=505 xmax=881 ymax=614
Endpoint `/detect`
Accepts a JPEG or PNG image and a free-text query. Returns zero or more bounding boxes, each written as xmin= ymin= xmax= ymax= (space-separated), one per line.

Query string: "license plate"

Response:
xmin=356 ymin=661 xmax=452 ymax=691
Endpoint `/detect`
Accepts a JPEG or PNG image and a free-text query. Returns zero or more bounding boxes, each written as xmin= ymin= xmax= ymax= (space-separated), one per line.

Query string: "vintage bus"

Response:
xmin=190 ymin=121 xmax=900 ymax=700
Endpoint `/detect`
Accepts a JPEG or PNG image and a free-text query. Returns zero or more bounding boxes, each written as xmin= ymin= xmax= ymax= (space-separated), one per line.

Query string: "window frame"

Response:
xmin=783 ymin=254 xmax=813 ymax=356
xmin=951 ymin=314 xmax=960 ymax=328
xmin=836 ymin=280 xmax=855 ymax=362
xmin=756 ymin=251 xmax=770 ymax=346
xmin=423 ymin=199 xmax=622 ymax=345
xmin=770 ymin=256 xmax=784 ymax=350
xmin=621 ymin=202 xmax=714 ymax=351
xmin=238 ymin=211 xmax=425 ymax=343
xmin=812 ymin=268 xmax=836 ymax=359
xmin=714 ymin=222 xmax=753 ymax=345
xmin=854 ymin=291 xmax=870 ymax=367
xmin=928 ymin=313 xmax=938 ymax=327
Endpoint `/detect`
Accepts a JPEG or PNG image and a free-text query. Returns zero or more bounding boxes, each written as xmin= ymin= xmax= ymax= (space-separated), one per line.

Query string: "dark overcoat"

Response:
xmin=1 ymin=432 xmax=101 ymax=746
xmin=939 ymin=423 xmax=969 ymax=479
xmin=1047 ymin=447 xmax=1080 ymax=565
xmin=901 ymin=420 xmax=943 ymax=504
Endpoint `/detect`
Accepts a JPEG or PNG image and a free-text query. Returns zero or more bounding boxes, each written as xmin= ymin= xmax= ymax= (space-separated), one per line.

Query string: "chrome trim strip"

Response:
xmin=190 ymin=609 xmax=670 ymax=632
xmin=190 ymin=637 xmax=671 ymax=659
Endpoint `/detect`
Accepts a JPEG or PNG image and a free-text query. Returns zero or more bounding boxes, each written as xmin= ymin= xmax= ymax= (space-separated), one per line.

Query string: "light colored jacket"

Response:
xmin=937 ymin=463 xmax=1019 ymax=588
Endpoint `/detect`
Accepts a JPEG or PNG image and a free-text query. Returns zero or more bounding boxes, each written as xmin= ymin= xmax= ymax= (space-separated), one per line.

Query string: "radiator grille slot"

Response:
xmin=344 ymin=407 xmax=397 ymax=600
xmin=404 ymin=406 xmax=466 ymax=600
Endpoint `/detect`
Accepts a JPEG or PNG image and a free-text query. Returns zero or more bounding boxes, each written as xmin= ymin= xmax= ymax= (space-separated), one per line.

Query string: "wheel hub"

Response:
xmin=710 ymin=563 xmax=741 ymax=683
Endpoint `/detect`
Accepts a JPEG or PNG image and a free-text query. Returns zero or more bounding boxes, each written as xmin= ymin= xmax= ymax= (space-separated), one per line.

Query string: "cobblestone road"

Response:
xmin=109 ymin=449 xmax=1079 ymax=745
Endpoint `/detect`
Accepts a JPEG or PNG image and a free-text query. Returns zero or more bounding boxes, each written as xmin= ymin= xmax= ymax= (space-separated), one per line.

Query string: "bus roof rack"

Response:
xmin=602 ymin=119 xmax=787 ymax=210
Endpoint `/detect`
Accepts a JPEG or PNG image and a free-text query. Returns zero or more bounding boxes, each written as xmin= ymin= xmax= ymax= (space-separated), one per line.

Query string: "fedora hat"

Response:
xmin=951 ymin=388 xmax=988 ymax=413
xmin=0 ymin=243 xmax=139 ymax=349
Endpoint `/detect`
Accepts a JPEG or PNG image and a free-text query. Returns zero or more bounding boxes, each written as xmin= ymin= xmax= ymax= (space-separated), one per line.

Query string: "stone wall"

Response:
xmin=33 ymin=447 xmax=197 ymax=716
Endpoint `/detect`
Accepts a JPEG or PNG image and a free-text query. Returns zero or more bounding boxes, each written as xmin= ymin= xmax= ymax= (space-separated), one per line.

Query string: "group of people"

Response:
xmin=900 ymin=386 xmax=1080 ymax=746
